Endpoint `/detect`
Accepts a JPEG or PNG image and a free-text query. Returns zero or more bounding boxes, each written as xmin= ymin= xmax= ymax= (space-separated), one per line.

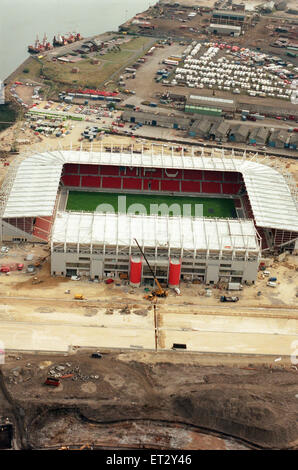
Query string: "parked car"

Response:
xmin=267 ymin=281 xmax=277 ymax=287
xmin=220 ymin=296 xmax=239 ymax=302
xmin=91 ymin=352 xmax=102 ymax=359
xmin=0 ymin=266 xmax=10 ymax=273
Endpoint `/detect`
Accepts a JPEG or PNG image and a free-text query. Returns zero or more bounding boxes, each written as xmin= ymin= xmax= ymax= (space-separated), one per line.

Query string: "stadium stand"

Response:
xmin=33 ymin=216 xmax=53 ymax=241
xmin=61 ymin=164 xmax=245 ymax=196
xmin=81 ymin=176 xmax=101 ymax=188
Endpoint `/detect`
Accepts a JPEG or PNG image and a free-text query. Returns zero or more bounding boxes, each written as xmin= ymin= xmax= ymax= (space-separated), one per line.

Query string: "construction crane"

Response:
xmin=133 ymin=238 xmax=168 ymax=300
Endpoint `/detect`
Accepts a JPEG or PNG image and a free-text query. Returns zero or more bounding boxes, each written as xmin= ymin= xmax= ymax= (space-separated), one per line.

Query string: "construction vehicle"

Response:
xmin=74 ymin=294 xmax=84 ymax=300
xmin=44 ymin=377 xmax=60 ymax=387
xmin=133 ymin=238 xmax=168 ymax=300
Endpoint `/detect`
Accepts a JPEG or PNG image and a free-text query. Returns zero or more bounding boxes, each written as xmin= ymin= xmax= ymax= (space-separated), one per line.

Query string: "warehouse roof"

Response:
xmin=230 ymin=124 xmax=250 ymax=138
xmin=209 ymin=121 xmax=230 ymax=137
xmin=212 ymin=9 xmax=246 ymax=17
xmin=188 ymin=94 xmax=236 ymax=110
xmin=1 ymin=148 xmax=298 ymax=232
xmin=51 ymin=212 xmax=260 ymax=252
xmin=209 ymin=23 xmax=242 ymax=32
xmin=249 ymin=127 xmax=270 ymax=140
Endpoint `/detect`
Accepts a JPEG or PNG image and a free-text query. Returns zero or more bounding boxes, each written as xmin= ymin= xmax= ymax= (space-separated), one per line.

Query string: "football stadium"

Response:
xmin=0 ymin=144 xmax=297 ymax=286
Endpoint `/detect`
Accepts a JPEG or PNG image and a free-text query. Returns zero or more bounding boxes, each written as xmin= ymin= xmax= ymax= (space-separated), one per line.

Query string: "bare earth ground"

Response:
xmin=0 ymin=349 xmax=297 ymax=450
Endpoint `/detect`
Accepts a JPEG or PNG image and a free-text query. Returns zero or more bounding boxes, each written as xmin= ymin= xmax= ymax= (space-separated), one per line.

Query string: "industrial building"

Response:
xmin=187 ymin=94 xmax=236 ymax=113
xmin=268 ymin=130 xmax=290 ymax=149
xmin=208 ymin=121 xmax=231 ymax=142
xmin=208 ymin=24 xmax=241 ymax=37
xmin=229 ymin=125 xmax=250 ymax=143
xmin=188 ymin=119 xmax=215 ymax=138
xmin=122 ymin=110 xmax=190 ymax=130
xmin=185 ymin=105 xmax=222 ymax=117
xmin=210 ymin=9 xmax=246 ymax=26
xmin=289 ymin=133 xmax=298 ymax=150
xmin=249 ymin=127 xmax=270 ymax=146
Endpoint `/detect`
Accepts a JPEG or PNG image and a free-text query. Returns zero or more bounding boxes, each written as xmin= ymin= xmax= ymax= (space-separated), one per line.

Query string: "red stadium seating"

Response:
xmin=222 ymin=183 xmax=242 ymax=194
xmin=102 ymin=177 xmax=122 ymax=189
xmin=123 ymin=179 xmax=142 ymax=190
xmin=100 ymin=165 xmax=119 ymax=176
xmin=201 ymin=182 xmax=221 ymax=193
xmin=81 ymin=176 xmax=101 ymax=188
xmin=143 ymin=179 xmax=160 ymax=191
xmin=63 ymin=163 xmax=79 ymax=174
xmin=142 ymin=168 xmax=163 ymax=178
xmin=203 ymin=171 xmax=223 ymax=182
xmin=183 ymin=170 xmax=202 ymax=180
xmin=79 ymin=164 xmax=99 ymax=175
xmin=32 ymin=215 xmax=53 ymax=241
xmin=120 ymin=167 xmax=139 ymax=177
xmin=61 ymin=175 xmax=81 ymax=186
xmin=164 ymin=169 xmax=183 ymax=179
xmin=224 ymin=172 xmax=240 ymax=182
xmin=161 ymin=180 xmax=180 ymax=192
xmin=34 ymin=217 xmax=51 ymax=232
xmin=181 ymin=181 xmax=201 ymax=192
xmin=32 ymin=227 xmax=49 ymax=241
xmin=61 ymin=164 xmax=245 ymax=199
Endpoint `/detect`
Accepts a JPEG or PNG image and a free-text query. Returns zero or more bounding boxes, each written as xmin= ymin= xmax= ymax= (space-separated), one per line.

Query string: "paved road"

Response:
xmin=0 ymin=300 xmax=296 ymax=355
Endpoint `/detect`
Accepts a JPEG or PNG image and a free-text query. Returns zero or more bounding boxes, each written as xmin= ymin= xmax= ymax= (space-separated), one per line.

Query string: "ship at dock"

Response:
xmin=28 ymin=33 xmax=82 ymax=54
xmin=52 ymin=32 xmax=82 ymax=47
xmin=27 ymin=34 xmax=53 ymax=54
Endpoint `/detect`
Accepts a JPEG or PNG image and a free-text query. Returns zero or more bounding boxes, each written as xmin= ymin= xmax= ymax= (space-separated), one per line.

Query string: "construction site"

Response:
xmin=0 ymin=0 xmax=297 ymax=453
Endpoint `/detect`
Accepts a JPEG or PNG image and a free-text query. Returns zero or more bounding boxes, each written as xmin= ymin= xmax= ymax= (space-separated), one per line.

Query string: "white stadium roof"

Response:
xmin=1 ymin=148 xmax=298 ymax=233
xmin=52 ymin=212 xmax=260 ymax=252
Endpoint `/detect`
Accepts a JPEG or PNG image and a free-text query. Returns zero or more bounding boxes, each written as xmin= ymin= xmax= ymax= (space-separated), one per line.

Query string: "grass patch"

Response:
xmin=15 ymin=57 xmax=42 ymax=82
xmin=41 ymin=36 xmax=154 ymax=89
xmin=66 ymin=191 xmax=237 ymax=218
xmin=119 ymin=36 xmax=152 ymax=51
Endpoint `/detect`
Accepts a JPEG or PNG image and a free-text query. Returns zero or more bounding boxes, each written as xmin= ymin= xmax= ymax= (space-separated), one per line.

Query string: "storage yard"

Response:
xmin=0 ymin=0 xmax=298 ymax=452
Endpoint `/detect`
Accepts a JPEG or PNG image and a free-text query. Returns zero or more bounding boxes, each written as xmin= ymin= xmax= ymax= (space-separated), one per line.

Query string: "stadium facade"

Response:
xmin=0 ymin=145 xmax=297 ymax=286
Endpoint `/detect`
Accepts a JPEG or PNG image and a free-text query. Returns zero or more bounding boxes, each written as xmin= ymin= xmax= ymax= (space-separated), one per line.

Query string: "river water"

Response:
xmin=0 ymin=0 xmax=157 ymax=80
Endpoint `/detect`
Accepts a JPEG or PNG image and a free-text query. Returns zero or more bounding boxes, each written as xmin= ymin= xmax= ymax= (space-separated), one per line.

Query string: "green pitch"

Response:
xmin=66 ymin=191 xmax=237 ymax=218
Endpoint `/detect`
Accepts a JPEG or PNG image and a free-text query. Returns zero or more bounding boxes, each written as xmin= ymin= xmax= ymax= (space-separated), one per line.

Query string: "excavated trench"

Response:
xmin=27 ymin=407 xmax=256 ymax=450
